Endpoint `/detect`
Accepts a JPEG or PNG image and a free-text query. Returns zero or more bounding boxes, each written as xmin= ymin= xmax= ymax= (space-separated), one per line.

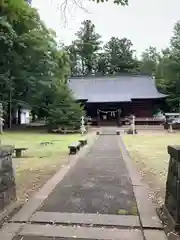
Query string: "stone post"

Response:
xmin=164 ymin=146 xmax=180 ymax=229
xmin=0 ymin=145 xmax=16 ymax=212
xmin=132 ymin=115 xmax=135 ymax=135
xmin=117 ymin=109 xmax=121 ymax=127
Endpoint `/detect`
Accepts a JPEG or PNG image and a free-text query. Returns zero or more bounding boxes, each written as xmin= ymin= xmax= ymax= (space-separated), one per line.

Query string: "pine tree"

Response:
xmin=73 ymin=20 xmax=101 ymax=75
xmin=47 ymin=84 xmax=84 ymax=131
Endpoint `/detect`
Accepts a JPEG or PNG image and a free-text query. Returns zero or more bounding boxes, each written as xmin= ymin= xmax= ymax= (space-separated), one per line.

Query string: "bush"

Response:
xmin=46 ymin=84 xmax=84 ymax=131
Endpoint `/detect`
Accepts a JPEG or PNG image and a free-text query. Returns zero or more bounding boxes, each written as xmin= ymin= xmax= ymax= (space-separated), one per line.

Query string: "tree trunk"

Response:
xmin=8 ymin=91 xmax=12 ymax=129
xmin=17 ymin=106 xmax=21 ymax=125
xmin=81 ymin=58 xmax=85 ymax=75
xmin=11 ymin=108 xmax=17 ymax=125
xmin=87 ymin=57 xmax=92 ymax=74
xmin=31 ymin=111 xmax=36 ymax=122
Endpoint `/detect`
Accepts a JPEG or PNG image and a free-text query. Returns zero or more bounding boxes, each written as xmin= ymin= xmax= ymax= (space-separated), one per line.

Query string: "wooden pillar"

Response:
xmin=117 ymin=109 xmax=121 ymax=127
xmin=97 ymin=109 xmax=100 ymax=127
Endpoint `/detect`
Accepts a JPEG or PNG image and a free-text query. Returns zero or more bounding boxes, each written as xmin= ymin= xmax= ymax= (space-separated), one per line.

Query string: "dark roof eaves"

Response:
xmin=69 ymin=73 xmax=152 ymax=80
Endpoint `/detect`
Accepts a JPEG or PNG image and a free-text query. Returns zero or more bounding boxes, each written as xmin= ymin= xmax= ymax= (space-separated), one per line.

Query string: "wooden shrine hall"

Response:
xmin=68 ymin=74 xmax=167 ymax=126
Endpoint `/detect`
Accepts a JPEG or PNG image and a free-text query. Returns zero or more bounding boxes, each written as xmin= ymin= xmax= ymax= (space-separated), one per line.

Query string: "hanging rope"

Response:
xmin=97 ymin=109 xmax=121 ymax=114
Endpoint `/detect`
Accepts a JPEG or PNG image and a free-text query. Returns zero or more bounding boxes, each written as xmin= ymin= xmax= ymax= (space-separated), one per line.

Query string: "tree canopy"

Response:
xmin=65 ymin=20 xmax=137 ymax=75
xmin=2 ymin=0 xmax=180 ymax=128
xmin=136 ymin=21 xmax=180 ymax=111
xmin=0 ymin=0 xmax=83 ymax=129
xmin=65 ymin=19 xmax=180 ymax=112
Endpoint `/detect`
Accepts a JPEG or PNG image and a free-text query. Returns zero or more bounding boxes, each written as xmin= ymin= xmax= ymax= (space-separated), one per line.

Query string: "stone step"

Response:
xmin=19 ymin=223 xmax=144 ymax=240
xmin=0 ymin=222 xmax=168 ymax=240
xmin=30 ymin=211 xmax=140 ymax=227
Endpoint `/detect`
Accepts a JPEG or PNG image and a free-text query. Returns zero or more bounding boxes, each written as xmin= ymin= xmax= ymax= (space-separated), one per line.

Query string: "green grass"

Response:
xmin=123 ymin=133 xmax=180 ymax=204
xmin=0 ymin=132 xmax=81 ymax=202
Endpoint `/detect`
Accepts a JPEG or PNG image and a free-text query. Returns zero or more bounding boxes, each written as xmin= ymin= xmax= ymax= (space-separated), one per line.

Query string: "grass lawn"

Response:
xmin=123 ymin=133 xmax=180 ymax=205
xmin=0 ymin=131 xmax=82 ymax=202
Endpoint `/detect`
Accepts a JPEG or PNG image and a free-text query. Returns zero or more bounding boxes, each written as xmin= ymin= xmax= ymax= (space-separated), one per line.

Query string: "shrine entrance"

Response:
xmin=97 ymin=109 xmax=122 ymax=126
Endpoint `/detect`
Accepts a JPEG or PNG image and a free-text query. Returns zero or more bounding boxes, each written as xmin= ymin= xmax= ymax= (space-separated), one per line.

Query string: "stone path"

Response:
xmin=39 ymin=135 xmax=136 ymax=215
xmin=0 ymin=132 xmax=168 ymax=240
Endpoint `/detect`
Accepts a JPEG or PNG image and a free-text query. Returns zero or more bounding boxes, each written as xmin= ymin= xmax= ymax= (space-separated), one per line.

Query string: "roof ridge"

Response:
xmin=70 ymin=73 xmax=152 ymax=80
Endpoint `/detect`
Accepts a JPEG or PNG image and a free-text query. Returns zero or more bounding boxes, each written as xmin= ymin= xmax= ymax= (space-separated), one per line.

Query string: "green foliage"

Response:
xmin=3 ymin=0 xmax=180 ymax=122
xmin=155 ymin=21 xmax=180 ymax=111
xmin=65 ymin=18 xmax=180 ymax=113
xmin=64 ymin=44 xmax=81 ymax=76
xmin=101 ymin=37 xmax=137 ymax=74
xmin=66 ymin=21 xmax=138 ymax=76
xmin=0 ymin=0 xmax=81 ymax=129
xmin=47 ymin=85 xmax=84 ymax=130
xmin=136 ymin=22 xmax=180 ymax=112
xmin=66 ymin=20 xmax=102 ymax=75
xmin=139 ymin=47 xmax=160 ymax=75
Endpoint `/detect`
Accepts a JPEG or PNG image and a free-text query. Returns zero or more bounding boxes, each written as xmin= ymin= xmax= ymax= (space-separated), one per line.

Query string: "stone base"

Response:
xmin=0 ymin=145 xmax=16 ymax=212
xmin=156 ymin=205 xmax=180 ymax=240
xmin=126 ymin=129 xmax=138 ymax=134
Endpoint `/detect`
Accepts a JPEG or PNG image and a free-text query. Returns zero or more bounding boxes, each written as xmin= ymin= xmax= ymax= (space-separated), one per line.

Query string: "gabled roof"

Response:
xmin=68 ymin=74 xmax=167 ymax=103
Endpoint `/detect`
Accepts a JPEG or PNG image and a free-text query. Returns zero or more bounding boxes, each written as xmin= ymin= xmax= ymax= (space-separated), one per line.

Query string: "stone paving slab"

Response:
xmin=13 ymin=237 xmax=100 ymax=240
xmin=133 ymin=185 xmax=163 ymax=229
xmin=30 ymin=211 xmax=140 ymax=227
xmin=144 ymin=230 xmax=168 ymax=240
xmin=39 ymin=136 xmax=137 ymax=215
xmin=13 ymin=230 xmax=169 ymax=240
xmin=19 ymin=224 xmax=144 ymax=240
xmin=0 ymin=223 xmax=23 ymax=240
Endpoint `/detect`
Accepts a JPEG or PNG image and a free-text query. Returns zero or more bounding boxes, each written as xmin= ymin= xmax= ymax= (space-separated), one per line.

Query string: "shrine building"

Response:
xmin=68 ymin=74 xmax=167 ymax=126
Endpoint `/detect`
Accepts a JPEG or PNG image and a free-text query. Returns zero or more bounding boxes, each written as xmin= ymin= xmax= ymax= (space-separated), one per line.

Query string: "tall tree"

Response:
xmin=72 ymin=20 xmax=101 ymax=75
xmin=140 ymin=47 xmax=160 ymax=75
xmin=155 ymin=21 xmax=180 ymax=111
xmin=95 ymin=52 xmax=109 ymax=75
xmin=97 ymin=37 xmax=137 ymax=74
xmin=0 ymin=0 xmax=82 ymax=129
xmin=65 ymin=43 xmax=81 ymax=76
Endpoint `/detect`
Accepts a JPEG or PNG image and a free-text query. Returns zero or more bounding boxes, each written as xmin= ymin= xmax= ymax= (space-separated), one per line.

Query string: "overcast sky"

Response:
xmin=32 ymin=0 xmax=180 ymax=57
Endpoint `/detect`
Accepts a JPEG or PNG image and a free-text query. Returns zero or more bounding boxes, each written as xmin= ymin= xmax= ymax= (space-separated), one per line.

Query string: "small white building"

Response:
xmin=16 ymin=108 xmax=31 ymax=124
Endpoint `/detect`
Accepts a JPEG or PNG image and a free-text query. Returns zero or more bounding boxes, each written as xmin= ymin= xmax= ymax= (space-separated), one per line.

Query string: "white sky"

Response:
xmin=32 ymin=0 xmax=180 ymax=57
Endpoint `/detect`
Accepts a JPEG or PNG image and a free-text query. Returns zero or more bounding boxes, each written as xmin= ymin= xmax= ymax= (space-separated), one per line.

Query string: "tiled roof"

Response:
xmin=87 ymin=94 xmax=132 ymax=103
xmin=68 ymin=75 xmax=167 ymax=103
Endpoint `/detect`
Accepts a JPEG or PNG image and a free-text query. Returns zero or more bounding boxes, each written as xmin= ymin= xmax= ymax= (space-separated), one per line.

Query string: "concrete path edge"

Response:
xmin=118 ymin=136 xmax=164 ymax=230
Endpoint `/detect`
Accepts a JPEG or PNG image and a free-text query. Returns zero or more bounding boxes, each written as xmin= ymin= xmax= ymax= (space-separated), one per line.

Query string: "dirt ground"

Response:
xmin=1 ymin=131 xmax=83 ymax=202
xmin=122 ymin=130 xmax=180 ymax=206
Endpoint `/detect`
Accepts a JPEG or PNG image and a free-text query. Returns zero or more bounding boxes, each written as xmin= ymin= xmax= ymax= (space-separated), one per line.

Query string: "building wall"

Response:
xmin=16 ymin=109 xmax=31 ymax=124
xmin=85 ymin=99 xmax=156 ymax=120
xmin=86 ymin=102 xmax=131 ymax=118
xmin=131 ymin=99 xmax=153 ymax=117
